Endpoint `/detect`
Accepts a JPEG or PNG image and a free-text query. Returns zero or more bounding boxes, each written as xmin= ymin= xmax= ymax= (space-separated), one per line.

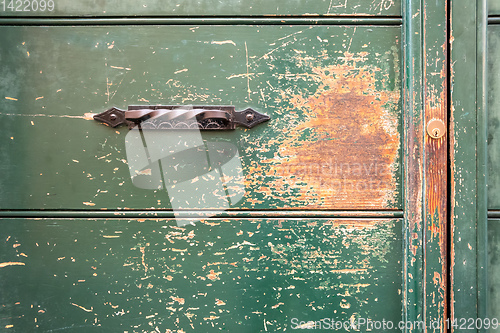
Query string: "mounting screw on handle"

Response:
xmin=426 ymin=119 xmax=446 ymax=139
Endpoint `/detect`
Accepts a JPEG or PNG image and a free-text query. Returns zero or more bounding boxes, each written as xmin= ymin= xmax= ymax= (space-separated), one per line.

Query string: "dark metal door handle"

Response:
xmin=93 ymin=105 xmax=270 ymax=130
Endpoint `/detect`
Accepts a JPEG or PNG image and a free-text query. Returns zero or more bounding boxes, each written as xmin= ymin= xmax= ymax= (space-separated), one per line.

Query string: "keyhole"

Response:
xmin=426 ymin=119 xmax=445 ymax=139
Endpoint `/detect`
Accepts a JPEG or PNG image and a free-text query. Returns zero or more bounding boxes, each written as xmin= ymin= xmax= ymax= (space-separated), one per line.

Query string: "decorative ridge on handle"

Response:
xmin=93 ymin=105 xmax=270 ymax=130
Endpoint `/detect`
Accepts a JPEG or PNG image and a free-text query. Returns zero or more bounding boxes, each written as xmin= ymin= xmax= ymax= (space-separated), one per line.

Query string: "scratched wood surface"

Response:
xmin=422 ymin=0 xmax=448 ymax=330
xmin=0 ymin=218 xmax=402 ymax=332
xmin=450 ymin=0 xmax=488 ymax=327
xmin=489 ymin=25 xmax=500 ymax=210
xmin=0 ymin=26 xmax=402 ymax=211
xmin=0 ymin=0 xmax=401 ymax=16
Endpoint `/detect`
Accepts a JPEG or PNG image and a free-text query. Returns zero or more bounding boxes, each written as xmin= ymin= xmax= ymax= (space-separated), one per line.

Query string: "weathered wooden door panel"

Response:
xmin=488 ymin=20 xmax=500 ymax=329
xmin=0 ymin=25 xmax=402 ymax=211
xmin=489 ymin=25 xmax=500 ymax=210
xmin=0 ymin=0 xmax=453 ymax=330
xmin=0 ymin=218 xmax=402 ymax=332
xmin=0 ymin=0 xmax=401 ymax=17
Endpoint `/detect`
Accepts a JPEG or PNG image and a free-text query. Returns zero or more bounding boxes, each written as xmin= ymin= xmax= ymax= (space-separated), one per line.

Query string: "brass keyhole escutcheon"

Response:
xmin=426 ymin=119 xmax=446 ymax=139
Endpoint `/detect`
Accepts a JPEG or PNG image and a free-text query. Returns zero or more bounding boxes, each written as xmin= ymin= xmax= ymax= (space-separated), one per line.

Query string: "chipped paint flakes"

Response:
xmin=110 ymin=65 xmax=131 ymax=70
xmin=211 ymin=40 xmax=236 ymax=46
xmin=271 ymin=302 xmax=284 ymax=309
xmin=226 ymin=240 xmax=256 ymax=250
xmin=207 ymin=270 xmax=221 ymax=281
xmin=5 ymin=97 xmax=17 ymax=101
xmin=170 ymin=296 xmax=185 ymax=305
xmin=83 ymin=202 xmax=95 ymax=206
xmin=246 ymin=50 xmax=400 ymax=209
xmin=215 ymin=299 xmax=226 ymax=306
xmin=0 ymin=262 xmax=25 ymax=268
xmin=70 ymin=303 xmax=93 ymax=312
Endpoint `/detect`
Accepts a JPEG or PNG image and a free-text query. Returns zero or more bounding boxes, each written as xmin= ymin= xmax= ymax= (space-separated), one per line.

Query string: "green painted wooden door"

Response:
xmin=0 ymin=1 xmax=450 ymax=332
xmin=487 ymin=3 xmax=500 ymax=330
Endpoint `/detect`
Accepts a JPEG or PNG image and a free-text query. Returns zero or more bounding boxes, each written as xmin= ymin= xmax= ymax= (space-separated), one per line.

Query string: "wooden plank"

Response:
xmin=0 ymin=0 xmax=402 ymax=17
xmin=0 ymin=25 xmax=402 ymax=211
xmin=450 ymin=0 xmax=488 ymax=330
xmin=404 ymin=0 xmax=449 ymax=331
xmin=488 ymin=25 xmax=500 ymax=210
xmin=403 ymin=0 xmax=424 ymax=328
xmin=422 ymin=0 xmax=449 ymax=329
xmin=0 ymin=218 xmax=403 ymax=332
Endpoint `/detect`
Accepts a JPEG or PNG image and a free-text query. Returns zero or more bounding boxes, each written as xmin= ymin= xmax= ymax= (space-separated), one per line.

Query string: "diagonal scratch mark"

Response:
xmin=327 ymin=0 xmax=334 ymax=14
xmin=70 ymin=303 xmax=93 ymax=312
xmin=105 ymin=59 xmax=110 ymax=104
xmin=45 ymin=324 xmax=96 ymax=332
xmin=258 ymin=28 xmax=312 ymax=61
xmin=347 ymin=26 xmax=357 ymax=52
xmin=277 ymin=29 xmax=309 ymax=42
xmin=109 ymin=75 xmax=126 ymax=101
xmin=245 ymin=41 xmax=251 ymax=101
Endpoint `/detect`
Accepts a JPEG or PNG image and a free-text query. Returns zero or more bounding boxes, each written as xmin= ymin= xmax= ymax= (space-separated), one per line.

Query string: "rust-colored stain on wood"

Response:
xmin=425 ymin=86 xmax=448 ymax=223
xmin=248 ymin=52 xmax=400 ymax=209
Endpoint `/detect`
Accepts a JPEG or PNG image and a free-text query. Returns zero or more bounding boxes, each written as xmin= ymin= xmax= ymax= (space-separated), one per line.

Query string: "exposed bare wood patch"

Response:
xmin=248 ymin=51 xmax=400 ymax=209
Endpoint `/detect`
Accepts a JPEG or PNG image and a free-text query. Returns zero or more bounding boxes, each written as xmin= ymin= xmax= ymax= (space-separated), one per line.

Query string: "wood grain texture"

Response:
xmin=403 ymin=0 xmax=448 ymax=331
xmin=423 ymin=0 xmax=449 ymax=330
xmin=403 ymin=0 xmax=425 ymax=327
xmin=0 ymin=218 xmax=402 ymax=332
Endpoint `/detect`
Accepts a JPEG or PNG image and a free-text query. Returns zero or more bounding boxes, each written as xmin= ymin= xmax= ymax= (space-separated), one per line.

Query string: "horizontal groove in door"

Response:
xmin=0 ymin=210 xmax=404 ymax=219
xmin=489 ymin=211 xmax=500 ymax=218
xmin=488 ymin=16 xmax=500 ymax=24
xmin=0 ymin=16 xmax=403 ymax=26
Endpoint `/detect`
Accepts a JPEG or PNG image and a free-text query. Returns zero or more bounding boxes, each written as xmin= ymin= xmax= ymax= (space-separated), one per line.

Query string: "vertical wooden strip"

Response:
xmin=404 ymin=0 xmax=425 ymax=331
xmin=476 ymin=0 xmax=489 ymax=325
xmin=450 ymin=0 xmax=488 ymax=330
xmin=423 ymin=0 xmax=448 ymax=331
